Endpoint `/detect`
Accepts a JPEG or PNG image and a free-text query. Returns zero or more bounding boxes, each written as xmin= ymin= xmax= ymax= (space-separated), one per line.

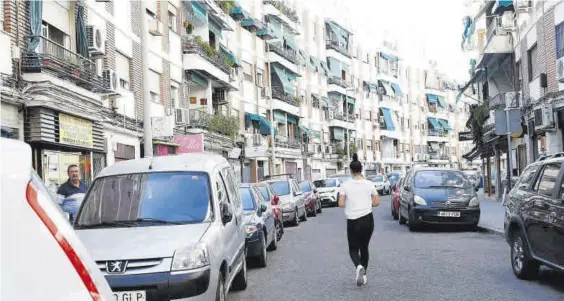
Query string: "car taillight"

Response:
xmin=26 ymin=181 xmax=103 ymax=301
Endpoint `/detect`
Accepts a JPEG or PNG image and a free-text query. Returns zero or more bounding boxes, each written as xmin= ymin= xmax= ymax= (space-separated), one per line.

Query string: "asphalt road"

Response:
xmin=229 ymin=195 xmax=564 ymax=301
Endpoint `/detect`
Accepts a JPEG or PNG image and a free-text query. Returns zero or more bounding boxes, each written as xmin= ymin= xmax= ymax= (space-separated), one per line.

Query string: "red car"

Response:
xmin=391 ymin=176 xmax=404 ymax=220
xmin=299 ymin=180 xmax=322 ymax=217
xmin=255 ymin=182 xmax=284 ymax=241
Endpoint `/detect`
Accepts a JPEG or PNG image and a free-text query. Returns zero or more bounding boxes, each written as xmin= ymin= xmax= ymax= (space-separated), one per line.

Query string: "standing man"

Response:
xmin=57 ymin=164 xmax=88 ymax=197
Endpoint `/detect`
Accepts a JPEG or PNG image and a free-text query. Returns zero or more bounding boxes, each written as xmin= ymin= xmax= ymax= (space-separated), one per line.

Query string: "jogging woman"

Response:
xmin=338 ymin=153 xmax=380 ymax=286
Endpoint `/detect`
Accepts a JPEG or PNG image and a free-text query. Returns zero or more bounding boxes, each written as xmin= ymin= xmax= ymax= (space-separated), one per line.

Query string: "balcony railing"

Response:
xmin=275 ymin=135 xmax=301 ymax=148
xmin=430 ymin=153 xmax=450 ymax=160
xmin=428 ymin=130 xmax=449 ymax=137
xmin=325 ymin=39 xmax=351 ymax=58
xmin=183 ymin=36 xmax=231 ymax=74
xmin=21 ymin=36 xmax=111 ymax=93
xmin=333 ymin=112 xmax=355 ymax=123
xmin=246 ymin=133 xmax=267 ymax=147
xmin=263 ymin=1 xmax=300 ymax=23
xmin=188 ymin=109 xmax=240 ymax=137
xmin=272 ymin=87 xmax=301 ymax=107
xmin=489 ymin=92 xmax=518 ymax=109
xmin=268 ymin=42 xmax=298 ymax=65
xmin=328 ymin=76 xmax=352 ymax=89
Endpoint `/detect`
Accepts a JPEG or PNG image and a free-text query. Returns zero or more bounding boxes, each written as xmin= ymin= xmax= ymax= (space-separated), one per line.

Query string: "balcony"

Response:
xmin=268 ymin=42 xmax=298 ymax=73
xmin=333 ymin=112 xmax=355 ymax=123
xmin=429 ymin=153 xmax=450 ymax=161
xmin=480 ymin=16 xmax=513 ymax=55
xmin=325 ymin=39 xmax=351 ymax=59
xmin=263 ymin=1 xmax=299 ymax=24
xmin=272 ymin=87 xmax=301 ymax=107
xmin=489 ymin=92 xmax=518 ymax=109
xmin=262 ymin=1 xmax=300 ymax=34
xmin=275 ymin=135 xmax=301 ymax=149
xmin=427 ymin=130 xmax=449 ymax=142
xmin=21 ymin=36 xmax=112 ymax=93
xmin=183 ymin=36 xmax=233 ymax=85
xmin=328 ymin=76 xmax=352 ymax=89
xmin=302 ymin=143 xmax=316 ymax=156
xmin=187 ymin=109 xmax=240 ymax=137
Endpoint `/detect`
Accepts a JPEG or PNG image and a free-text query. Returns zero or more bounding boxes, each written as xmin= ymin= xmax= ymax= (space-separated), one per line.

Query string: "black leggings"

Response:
xmin=346 ymin=213 xmax=374 ymax=271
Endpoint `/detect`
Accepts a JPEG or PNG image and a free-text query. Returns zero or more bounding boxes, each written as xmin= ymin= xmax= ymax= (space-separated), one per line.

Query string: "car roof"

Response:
xmin=1 ymin=138 xmax=32 ymax=178
xmin=96 ymin=153 xmax=229 ymax=178
xmin=240 ymin=183 xmax=252 ymax=188
xmin=265 ymin=179 xmax=291 ymax=183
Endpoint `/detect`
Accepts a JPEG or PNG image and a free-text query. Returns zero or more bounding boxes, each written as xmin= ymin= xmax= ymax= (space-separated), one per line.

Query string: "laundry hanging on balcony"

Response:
xmin=390 ymin=82 xmax=403 ymax=97
xmin=219 ymin=45 xmax=240 ymax=67
xmin=438 ymin=119 xmax=452 ymax=131
xmin=229 ymin=6 xmax=250 ymax=21
xmin=437 ymin=96 xmax=447 ymax=108
xmin=380 ymin=52 xmax=398 ymax=62
xmin=332 ymin=127 xmax=345 ymax=141
xmin=378 ymin=80 xmax=395 ymax=97
xmin=427 ymin=117 xmax=443 ymax=131
xmin=271 ymin=64 xmax=295 ymax=94
xmin=380 ymin=108 xmax=396 ymax=131
xmin=191 ymin=1 xmax=208 ymax=24
xmin=28 ymin=0 xmax=43 ymax=52
xmin=426 ymin=93 xmax=438 ymax=104
xmin=208 ymin=19 xmax=223 ymax=39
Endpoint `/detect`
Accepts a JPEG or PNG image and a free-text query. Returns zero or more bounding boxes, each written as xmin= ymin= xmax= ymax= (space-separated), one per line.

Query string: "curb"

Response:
xmin=477 ymin=225 xmax=505 ymax=237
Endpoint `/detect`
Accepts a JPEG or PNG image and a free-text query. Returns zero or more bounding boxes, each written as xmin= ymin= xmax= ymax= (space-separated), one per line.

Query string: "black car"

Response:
xmin=239 ymin=184 xmax=277 ymax=267
xmin=398 ymin=168 xmax=480 ymax=231
xmin=505 ymin=158 xmax=564 ymax=280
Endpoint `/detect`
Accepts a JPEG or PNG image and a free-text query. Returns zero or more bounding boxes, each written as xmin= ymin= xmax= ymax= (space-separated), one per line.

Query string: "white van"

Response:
xmin=0 ymin=138 xmax=114 ymax=301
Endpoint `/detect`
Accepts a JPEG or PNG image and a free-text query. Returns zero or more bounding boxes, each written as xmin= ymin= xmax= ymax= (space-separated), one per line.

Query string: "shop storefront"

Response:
xmin=25 ymin=107 xmax=106 ymax=196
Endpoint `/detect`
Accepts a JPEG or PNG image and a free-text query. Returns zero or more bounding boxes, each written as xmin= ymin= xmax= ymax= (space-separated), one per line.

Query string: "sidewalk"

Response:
xmin=477 ymin=189 xmax=505 ymax=236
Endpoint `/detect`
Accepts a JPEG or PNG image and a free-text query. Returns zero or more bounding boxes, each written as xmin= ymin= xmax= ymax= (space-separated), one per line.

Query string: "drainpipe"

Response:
xmin=141 ymin=0 xmax=153 ymax=158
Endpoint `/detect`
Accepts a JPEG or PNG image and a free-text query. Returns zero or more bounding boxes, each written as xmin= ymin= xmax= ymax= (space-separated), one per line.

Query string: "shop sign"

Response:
xmin=174 ymin=134 xmax=204 ymax=153
xmin=458 ymin=131 xmax=473 ymax=141
xmin=59 ymin=113 xmax=93 ymax=148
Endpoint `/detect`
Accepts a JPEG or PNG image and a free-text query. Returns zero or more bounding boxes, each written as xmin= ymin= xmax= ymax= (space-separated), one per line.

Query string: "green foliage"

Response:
xmin=215 ymin=0 xmax=236 ymax=14
xmin=334 ymin=144 xmax=358 ymax=159
xmin=193 ymin=36 xmax=234 ymax=68
xmin=468 ymin=101 xmax=489 ymax=151
xmin=205 ymin=113 xmax=240 ymax=138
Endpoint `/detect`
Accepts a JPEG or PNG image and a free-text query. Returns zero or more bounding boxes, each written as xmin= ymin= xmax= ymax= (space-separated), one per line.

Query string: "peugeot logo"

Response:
xmin=445 ymin=200 xmax=452 ymax=206
xmin=106 ymin=260 xmax=128 ymax=274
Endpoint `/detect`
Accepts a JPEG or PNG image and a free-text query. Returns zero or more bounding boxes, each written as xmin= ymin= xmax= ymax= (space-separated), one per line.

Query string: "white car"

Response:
xmin=0 ymin=138 xmax=114 ymax=301
xmin=314 ymin=178 xmax=342 ymax=207
xmin=367 ymin=175 xmax=391 ymax=195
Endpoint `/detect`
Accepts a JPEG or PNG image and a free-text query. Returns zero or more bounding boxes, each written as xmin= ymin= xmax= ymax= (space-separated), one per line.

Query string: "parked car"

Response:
xmin=74 ymin=154 xmax=248 ymax=301
xmin=266 ymin=178 xmax=307 ymax=226
xmin=333 ymin=174 xmax=352 ymax=184
xmin=367 ymin=175 xmax=392 ymax=195
xmin=299 ymin=180 xmax=322 ymax=216
xmin=387 ymin=172 xmax=402 ymax=186
xmin=398 ymin=168 xmax=480 ymax=231
xmin=254 ymin=182 xmax=284 ymax=241
xmin=505 ymin=158 xmax=564 ymax=280
xmin=391 ymin=176 xmax=404 ymax=220
xmin=1 ymin=138 xmax=114 ymax=301
xmin=239 ymin=184 xmax=277 ymax=267
xmin=314 ymin=178 xmax=342 ymax=207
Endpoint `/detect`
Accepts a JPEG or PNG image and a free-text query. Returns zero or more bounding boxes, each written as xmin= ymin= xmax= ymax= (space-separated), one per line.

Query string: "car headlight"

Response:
xmin=282 ymin=202 xmax=294 ymax=210
xmin=171 ymin=242 xmax=210 ymax=271
xmin=246 ymin=225 xmax=258 ymax=234
xmin=469 ymin=197 xmax=479 ymax=207
xmin=413 ymin=195 xmax=427 ymax=206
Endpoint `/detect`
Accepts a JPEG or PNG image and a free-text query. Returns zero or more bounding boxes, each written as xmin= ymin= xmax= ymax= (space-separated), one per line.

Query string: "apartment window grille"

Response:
xmin=557 ymin=22 xmax=564 ymax=59
xmin=528 ymin=44 xmax=539 ymax=81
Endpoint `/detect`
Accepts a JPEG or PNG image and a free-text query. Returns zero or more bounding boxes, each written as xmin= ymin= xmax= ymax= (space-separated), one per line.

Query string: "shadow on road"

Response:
xmin=537 ymin=268 xmax=564 ymax=294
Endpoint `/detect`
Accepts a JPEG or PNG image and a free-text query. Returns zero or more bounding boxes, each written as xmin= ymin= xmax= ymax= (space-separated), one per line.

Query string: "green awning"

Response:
xmin=190 ymin=72 xmax=208 ymax=88
xmin=326 ymin=21 xmax=341 ymax=39
xmin=427 ymin=117 xmax=443 ymax=131
xmin=208 ymin=19 xmax=223 ymax=39
xmin=327 ymin=57 xmax=342 ymax=78
xmin=298 ymin=49 xmax=307 ymax=66
xmin=332 ymin=127 xmax=345 ymax=141
xmin=219 ymin=45 xmax=240 ymax=67
xmin=274 ymin=110 xmax=286 ymax=123
xmin=268 ymin=18 xmax=283 ymax=39
xmin=287 ymin=114 xmax=297 ymax=124
xmin=309 ymin=56 xmax=318 ymax=72
xmin=300 ymin=125 xmax=314 ymax=137
xmin=257 ymin=24 xmax=276 ymax=40
xmin=259 ymin=117 xmax=278 ymax=135
xmin=286 ymin=71 xmax=297 ymax=82
xmin=284 ymin=33 xmax=297 ymax=50
xmin=438 ymin=119 xmax=452 ymax=131
xmin=192 ymin=1 xmax=208 ymax=24
xmin=229 ymin=6 xmax=250 ymax=21
xmin=272 ymin=65 xmax=294 ymax=94
xmin=319 ymin=61 xmax=329 ymax=76
xmin=437 ymin=96 xmax=447 ymax=108
xmin=321 ymin=96 xmax=333 ymax=108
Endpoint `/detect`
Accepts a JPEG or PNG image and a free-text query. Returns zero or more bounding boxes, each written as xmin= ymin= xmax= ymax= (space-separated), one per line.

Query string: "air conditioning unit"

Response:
xmin=111 ymin=98 xmax=120 ymax=110
xmin=515 ymin=0 xmax=532 ymax=12
xmin=261 ymin=87 xmax=271 ymax=98
xmin=175 ymin=108 xmax=189 ymax=124
xmin=102 ymin=69 xmax=118 ymax=92
xmin=501 ymin=12 xmax=516 ymax=31
xmin=328 ymin=110 xmax=335 ymax=119
xmin=534 ymin=105 xmax=555 ymax=130
xmin=87 ymin=25 xmax=105 ymax=56
xmin=557 ymin=57 xmax=564 ymax=83
xmin=149 ymin=18 xmax=164 ymax=36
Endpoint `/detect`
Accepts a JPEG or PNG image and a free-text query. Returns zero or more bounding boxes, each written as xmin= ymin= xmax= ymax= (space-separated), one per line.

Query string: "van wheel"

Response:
xmin=215 ymin=272 xmax=226 ymax=301
xmin=511 ymin=230 xmax=540 ymax=280
xmin=231 ymin=256 xmax=247 ymax=291
xmin=291 ymin=209 xmax=299 ymax=226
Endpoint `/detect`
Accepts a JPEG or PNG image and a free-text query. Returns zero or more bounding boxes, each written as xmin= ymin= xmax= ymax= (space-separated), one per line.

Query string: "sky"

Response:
xmin=300 ymin=0 xmax=471 ymax=82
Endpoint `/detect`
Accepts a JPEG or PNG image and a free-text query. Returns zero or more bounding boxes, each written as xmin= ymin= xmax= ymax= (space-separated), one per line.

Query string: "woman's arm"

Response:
xmin=371 ymin=194 xmax=380 ymax=207
xmin=338 ymin=193 xmax=346 ymax=208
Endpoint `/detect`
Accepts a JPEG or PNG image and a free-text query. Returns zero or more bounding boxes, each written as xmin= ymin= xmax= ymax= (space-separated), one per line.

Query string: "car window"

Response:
xmin=369 ymin=176 xmax=383 ymax=182
xmin=515 ymin=164 xmax=541 ymax=191
xmin=76 ymin=172 xmax=212 ymax=227
xmin=257 ymin=186 xmax=270 ymax=200
xmin=239 ymin=187 xmax=256 ymax=211
xmin=270 ymin=181 xmax=291 ymax=196
xmin=291 ymin=180 xmax=301 ymax=193
xmin=221 ymin=168 xmax=240 ymax=207
xmin=413 ymin=170 xmax=470 ymax=189
xmin=534 ymin=163 xmax=561 ymax=197
xmin=299 ymin=181 xmax=312 ymax=192
xmin=253 ymin=187 xmax=267 ymax=203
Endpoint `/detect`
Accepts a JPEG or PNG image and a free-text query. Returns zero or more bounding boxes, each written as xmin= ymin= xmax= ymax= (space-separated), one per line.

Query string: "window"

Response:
xmin=366 ymin=139 xmax=372 ymax=151
xmin=534 ymin=163 xmax=561 ymax=197
xmin=168 ymin=7 xmax=177 ymax=33
xmin=149 ymin=70 xmax=160 ymax=103
xmin=298 ymin=181 xmax=312 ymax=192
xmin=116 ymin=53 xmax=130 ymax=90
xmin=255 ymin=67 xmax=264 ymax=87
xmin=515 ymin=164 xmax=541 ymax=190
xmin=528 ymin=44 xmax=538 ymax=81
xmin=217 ymin=172 xmax=229 ymax=204
xmin=221 ymin=168 xmax=240 ymax=206
xmin=269 ymin=181 xmax=290 ymax=196
xmin=239 ymin=187 xmax=256 ymax=211
xmin=1 ymin=126 xmax=19 ymax=139
xmin=557 ymin=22 xmax=564 ymax=59
xmin=242 ymin=61 xmax=253 ymax=81
xmin=257 ymin=186 xmax=271 ymax=201
xmin=150 ymin=92 xmax=159 ymax=103
xmin=171 ymin=85 xmax=179 ymax=107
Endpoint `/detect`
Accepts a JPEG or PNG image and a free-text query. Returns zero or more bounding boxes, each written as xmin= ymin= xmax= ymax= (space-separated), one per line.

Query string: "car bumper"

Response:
xmin=105 ymin=267 xmax=212 ymax=301
xmin=282 ymin=208 xmax=296 ymax=222
xmin=246 ymin=235 xmax=263 ymax=258
xmin=305 ymin=201 xmax=316 ymax=212
xmin=411 ymin=207 xmax=480 ymax=225
xmin=319 ymin=195 xmax=337 ymax=205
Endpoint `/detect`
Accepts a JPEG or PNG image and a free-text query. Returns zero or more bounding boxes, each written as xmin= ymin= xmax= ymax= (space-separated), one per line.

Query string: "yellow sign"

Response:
xmin=59 ymin=113 xmax=93 ymax=148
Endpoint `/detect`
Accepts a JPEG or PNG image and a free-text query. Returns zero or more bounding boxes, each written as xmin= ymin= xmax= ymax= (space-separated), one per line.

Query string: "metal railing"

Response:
xmin=428 ymin=130 xmax=449 ymax=137
xmin=333 ymin=112 xmax=355 ymax=123
xmin=328 ymin=76 xmax=352 ymax=88
xmin=490 ymin=92 xmax=518 ymax=109
xmin=183 ymin=36 xmax=231 ymax=74
xmin=430 ymin=153 xmax=450 ymax=160
xmin=272 ymin=87 xmax=301 ymax=107
xmin=268 ymin=42 xmax=298 ymax=64
xmin=263 ymin=0 xmax=300 ymax=23
xmin=275 ymin=135 xmax=301 ymax=148
xmin=21 ymin=36 xmax=111 ymax=93
xmin=325 ymin=39 xmax=351 ymax=58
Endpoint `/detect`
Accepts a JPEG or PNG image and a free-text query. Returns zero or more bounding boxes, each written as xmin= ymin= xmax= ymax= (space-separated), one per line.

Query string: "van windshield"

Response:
xmin=75 ymin=172 xmax=212 ymax=228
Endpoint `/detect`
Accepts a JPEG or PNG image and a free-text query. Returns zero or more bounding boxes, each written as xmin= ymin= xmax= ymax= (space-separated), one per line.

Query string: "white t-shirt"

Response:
xmin=339 ymin=178 xmax=378 ymax=220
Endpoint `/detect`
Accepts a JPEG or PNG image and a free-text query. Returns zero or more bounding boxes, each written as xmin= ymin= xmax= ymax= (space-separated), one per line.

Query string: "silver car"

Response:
xmin=74 ymin=154 xmax=248 ymax=301
xmin=266 ymin=178 xmax=307 ymax=226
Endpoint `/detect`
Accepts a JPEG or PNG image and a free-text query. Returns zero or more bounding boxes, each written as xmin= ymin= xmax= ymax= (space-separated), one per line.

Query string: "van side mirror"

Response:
xmin=220 ymin=203 xmax=233 ymax=224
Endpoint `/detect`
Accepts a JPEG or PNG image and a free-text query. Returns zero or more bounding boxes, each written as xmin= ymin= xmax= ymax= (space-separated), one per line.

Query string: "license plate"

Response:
xmin=438 ymin=211 xmax=461 ymax=217
xmin=113 ymin=291 xmax=146 ymax=301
